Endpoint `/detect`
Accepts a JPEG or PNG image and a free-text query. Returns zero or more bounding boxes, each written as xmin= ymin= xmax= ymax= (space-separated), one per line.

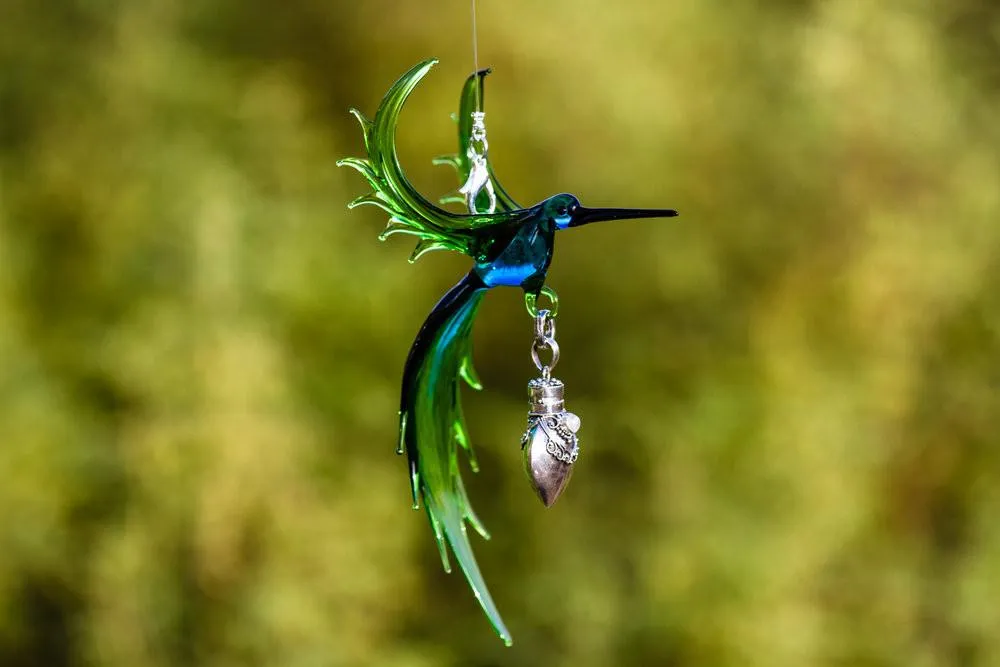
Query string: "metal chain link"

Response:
xmin=530 ymin=308 xmax=560 ymax=381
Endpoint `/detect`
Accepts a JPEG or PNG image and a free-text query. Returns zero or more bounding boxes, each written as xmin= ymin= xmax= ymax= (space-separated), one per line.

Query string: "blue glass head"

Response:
xmin=542 ymin=193 xmax=678 ymax=231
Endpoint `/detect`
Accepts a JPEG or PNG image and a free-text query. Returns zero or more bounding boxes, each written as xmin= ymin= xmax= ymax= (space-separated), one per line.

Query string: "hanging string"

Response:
xmin=461 ymin=0 xmax=495 ymax=214
xmin=471 ymin=0 xmax=481 ymax=111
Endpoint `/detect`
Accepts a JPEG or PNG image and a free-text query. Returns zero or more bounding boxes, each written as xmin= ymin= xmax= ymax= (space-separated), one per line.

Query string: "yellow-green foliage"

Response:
xmin=1 ymin=1 xmax=998 ymax=665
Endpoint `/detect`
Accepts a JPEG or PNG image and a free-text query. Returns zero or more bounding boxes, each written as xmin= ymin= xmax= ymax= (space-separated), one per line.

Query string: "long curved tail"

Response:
xmin=398 ymin=271 xmax=511 ymax=645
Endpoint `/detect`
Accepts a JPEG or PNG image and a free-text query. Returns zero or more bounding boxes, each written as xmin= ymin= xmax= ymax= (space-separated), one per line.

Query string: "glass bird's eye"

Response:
xmin=556 ymin=206 xmax=567 ymax=216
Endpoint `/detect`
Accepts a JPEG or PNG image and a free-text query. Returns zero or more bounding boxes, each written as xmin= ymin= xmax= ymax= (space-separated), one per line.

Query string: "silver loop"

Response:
xmin=534 ymin=309 xmax=556 ymax=341
xmin=531 ymin=336 xmax=560 ymax=373
xmin=529 ymin=296 xmax=562 ymax=381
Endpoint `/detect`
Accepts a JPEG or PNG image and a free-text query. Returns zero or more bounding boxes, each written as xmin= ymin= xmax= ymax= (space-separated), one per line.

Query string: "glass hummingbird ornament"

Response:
xmin=338 ymin=58 xmax=677 ymax=646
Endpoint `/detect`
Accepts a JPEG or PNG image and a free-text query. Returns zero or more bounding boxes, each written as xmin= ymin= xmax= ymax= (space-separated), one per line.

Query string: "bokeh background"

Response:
xmin=2 ymin=1 xmax=999 ymax=665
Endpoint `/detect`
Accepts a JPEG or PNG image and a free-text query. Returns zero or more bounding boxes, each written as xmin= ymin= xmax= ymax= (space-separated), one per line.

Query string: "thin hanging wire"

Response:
xmin=471 ymin=0 xmax=481 ymax=111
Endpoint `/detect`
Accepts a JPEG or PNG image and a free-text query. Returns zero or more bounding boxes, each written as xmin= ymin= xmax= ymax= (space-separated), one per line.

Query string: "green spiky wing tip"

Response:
xmin=337 ymin=59 xmax=471 ymax=263
xmin=337 ymin=113 xmax=451 ymax=263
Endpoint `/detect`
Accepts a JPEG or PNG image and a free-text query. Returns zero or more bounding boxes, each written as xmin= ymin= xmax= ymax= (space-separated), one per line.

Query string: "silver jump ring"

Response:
xmin=531 ymin=336 xmax=560 ymax=373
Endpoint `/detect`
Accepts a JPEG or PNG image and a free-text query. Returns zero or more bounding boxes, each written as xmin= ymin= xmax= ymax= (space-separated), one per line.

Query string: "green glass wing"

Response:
xmin=338 ymin=59 xmax=524 ymax=263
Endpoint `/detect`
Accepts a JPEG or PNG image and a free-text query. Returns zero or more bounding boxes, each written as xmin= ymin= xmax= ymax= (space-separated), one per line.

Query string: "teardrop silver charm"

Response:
xmin=521 ymin=376 xmax=581 ymax=506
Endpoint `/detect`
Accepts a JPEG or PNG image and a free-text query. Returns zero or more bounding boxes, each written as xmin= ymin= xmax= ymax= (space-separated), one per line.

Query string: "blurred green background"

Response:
xmin=2 ymin=1 xmax=999 ymax=665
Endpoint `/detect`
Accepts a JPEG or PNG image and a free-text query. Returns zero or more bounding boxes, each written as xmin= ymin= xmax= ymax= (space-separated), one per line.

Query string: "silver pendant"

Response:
xmin=520 ymin=305 xmax=581 ymax=506
xmin=522 ymin=376 xmax=581 ymax=506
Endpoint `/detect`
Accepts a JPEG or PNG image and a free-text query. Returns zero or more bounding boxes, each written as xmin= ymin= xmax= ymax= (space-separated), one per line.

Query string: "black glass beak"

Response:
xmin=568 ymin=206 xmax=678 ymax=227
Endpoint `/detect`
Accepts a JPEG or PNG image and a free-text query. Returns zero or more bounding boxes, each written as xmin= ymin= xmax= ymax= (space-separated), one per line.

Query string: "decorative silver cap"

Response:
xmin=528 ymin=377 xmax=565 ymax=414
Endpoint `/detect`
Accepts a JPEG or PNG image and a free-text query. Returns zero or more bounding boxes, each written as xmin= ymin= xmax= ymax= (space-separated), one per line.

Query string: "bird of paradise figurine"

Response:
xmin=338 ymin=58 xmax=677 ymax=645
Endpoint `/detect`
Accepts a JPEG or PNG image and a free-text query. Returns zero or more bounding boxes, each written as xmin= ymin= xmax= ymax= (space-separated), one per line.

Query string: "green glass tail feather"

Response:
xmin=398 ymin=271 xmax=506 ymax=642
xmin=338 ymin=58 xmax=678 ymax=646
